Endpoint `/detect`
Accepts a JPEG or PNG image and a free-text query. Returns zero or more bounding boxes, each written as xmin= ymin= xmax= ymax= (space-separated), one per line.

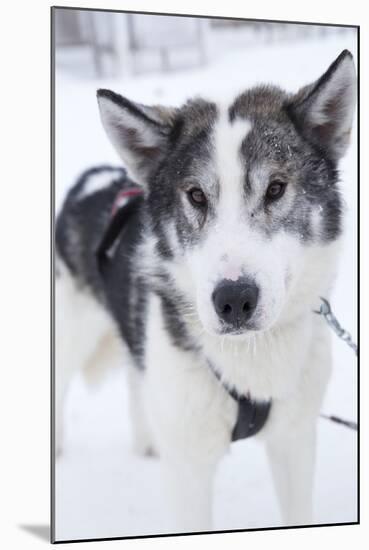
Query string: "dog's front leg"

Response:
xmin=265 ymin=424 xmax=316 ymax=526
xmin=144 ymin=295 xmax=236 ymax=532
xmin=145 ymin=358 xmax=234 ymax=533
xmin=264 ymin=322 xmax=332 ymax=526
xmin=160 ymin=457 xmax=217 ymax=532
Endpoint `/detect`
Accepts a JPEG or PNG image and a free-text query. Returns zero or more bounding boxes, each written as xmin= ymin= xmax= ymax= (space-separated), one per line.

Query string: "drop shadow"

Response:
xmin=19 ymin=524 xmax=50 ymax=542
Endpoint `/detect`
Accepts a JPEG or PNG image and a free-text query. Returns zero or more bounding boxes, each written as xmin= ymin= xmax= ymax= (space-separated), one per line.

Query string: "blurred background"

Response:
xmin=54 ymin=8 xmax=358 ymax=542
xmin=55 ymin=10 xmax=353 ymax=79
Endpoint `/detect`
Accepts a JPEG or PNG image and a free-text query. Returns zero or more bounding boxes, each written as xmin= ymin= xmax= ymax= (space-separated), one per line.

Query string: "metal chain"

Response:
xmin=315 ymin=297 xmax=358 ymax=356
xmin=320 ymin=414 xmax=357 ymax=431
xmin=315 ymin=297 xmax=358 ymax=431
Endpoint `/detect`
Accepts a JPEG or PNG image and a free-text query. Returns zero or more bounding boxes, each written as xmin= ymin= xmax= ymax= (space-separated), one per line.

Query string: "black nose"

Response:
xmin=212 ymin=278 xmax=259 ymax=330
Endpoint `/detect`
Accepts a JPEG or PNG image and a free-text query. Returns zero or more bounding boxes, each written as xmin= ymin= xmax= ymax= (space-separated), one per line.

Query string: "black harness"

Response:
xmin=97 ymin=187 xmax=272 ymax=442
xmin=208 ymin=362 xmax=271 ymax=442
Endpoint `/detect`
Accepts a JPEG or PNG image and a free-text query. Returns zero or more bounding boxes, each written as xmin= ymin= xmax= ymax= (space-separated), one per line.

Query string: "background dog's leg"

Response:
xmin=55 ymin=263 xmax=118 ymax=455
xmin=266 ymin=425 xmax=316 ymax=526
xmin=55 ymin=270 xmax=82 ymax=456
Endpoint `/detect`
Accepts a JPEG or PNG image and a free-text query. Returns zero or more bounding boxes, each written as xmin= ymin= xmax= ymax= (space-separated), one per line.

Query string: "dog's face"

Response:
xmin=98 ymin=50 xmax=356 ymax=336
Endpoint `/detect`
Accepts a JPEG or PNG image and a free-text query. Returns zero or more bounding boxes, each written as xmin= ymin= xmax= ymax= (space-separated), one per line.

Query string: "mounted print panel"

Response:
xmin=52 ymin=6 xmax=358 ymax=543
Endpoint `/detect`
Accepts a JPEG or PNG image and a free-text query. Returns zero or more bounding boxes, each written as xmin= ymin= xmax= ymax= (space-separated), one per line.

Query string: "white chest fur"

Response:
xmin=200 ymin=315 xmax=312 ymax=401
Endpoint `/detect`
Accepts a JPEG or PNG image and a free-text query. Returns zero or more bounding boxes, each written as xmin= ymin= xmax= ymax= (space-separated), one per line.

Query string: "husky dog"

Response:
xmin=55 ymin=50 xmax=356 ymax=531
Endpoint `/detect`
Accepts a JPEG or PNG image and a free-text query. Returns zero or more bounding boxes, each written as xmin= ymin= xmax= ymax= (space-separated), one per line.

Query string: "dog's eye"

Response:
xmin=266 ymin=180 xmax=286 ymax=201
xmin=187 ymin=187 xmax=207 ymax=208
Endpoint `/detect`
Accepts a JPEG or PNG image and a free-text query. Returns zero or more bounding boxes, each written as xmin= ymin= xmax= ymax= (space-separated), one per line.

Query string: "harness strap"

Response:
xmin=208 ymin=362 xmax=272 ymax=442
xmin=96 ymin=187 xmax=144 ymax=273
xmin=111 ymin=188 xmax=144 ymax=216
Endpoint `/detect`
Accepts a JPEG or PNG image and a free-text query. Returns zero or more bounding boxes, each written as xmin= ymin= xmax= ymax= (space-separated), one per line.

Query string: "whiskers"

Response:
xmin=212 ymin=327 xmax=277 ymax=361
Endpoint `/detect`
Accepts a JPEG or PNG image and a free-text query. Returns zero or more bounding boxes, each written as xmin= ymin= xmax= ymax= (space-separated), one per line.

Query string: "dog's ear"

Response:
xmin=97 ymin=89 xmax=176 ymax=184
xmin=287 ymin=50 xmax=356 ymax=162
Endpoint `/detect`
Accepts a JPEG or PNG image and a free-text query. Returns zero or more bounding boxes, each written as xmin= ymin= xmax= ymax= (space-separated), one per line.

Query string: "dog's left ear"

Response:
xmin=287 ymin=50 xmax=357 ymax=162
xmin=97 ymin=89 xmax=176 ymax=184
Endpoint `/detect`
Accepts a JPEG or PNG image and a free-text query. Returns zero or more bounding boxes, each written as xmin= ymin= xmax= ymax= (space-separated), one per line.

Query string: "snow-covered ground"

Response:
xmin=54 ymin=29 xmax=358 ymax=541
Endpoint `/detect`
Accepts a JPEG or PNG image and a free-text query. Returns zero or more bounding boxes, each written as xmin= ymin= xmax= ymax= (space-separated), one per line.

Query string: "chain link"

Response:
xmin=315 ymin=297 xmax=358 ymax=356
xmin=314 ymin=297 xmax=358 ymax=431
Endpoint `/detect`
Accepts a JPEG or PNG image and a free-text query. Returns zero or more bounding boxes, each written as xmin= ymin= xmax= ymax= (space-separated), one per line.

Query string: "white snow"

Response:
xmin=54 ymin=29 xmax=358 ymax=541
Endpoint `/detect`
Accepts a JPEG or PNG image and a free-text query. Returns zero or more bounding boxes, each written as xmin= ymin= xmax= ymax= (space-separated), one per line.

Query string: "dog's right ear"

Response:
xmin=97 ymin=89 xmax=176 ymax=184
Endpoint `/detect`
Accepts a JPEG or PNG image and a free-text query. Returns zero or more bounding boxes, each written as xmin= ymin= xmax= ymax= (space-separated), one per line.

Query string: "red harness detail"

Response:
xmin=111 ymin=187 xmax=144 ymax=217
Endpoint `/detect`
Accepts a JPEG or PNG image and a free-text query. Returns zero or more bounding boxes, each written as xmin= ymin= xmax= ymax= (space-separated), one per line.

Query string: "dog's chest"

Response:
xmin=201 ymin=321 xmax=310 ymax=401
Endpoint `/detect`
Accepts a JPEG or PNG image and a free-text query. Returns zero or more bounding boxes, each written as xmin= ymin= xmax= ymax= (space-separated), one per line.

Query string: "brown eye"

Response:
xmin=266 ymin=180 xmax=286 ymax=201
xmin=187 ymin=187 xmax=207 ymax=208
